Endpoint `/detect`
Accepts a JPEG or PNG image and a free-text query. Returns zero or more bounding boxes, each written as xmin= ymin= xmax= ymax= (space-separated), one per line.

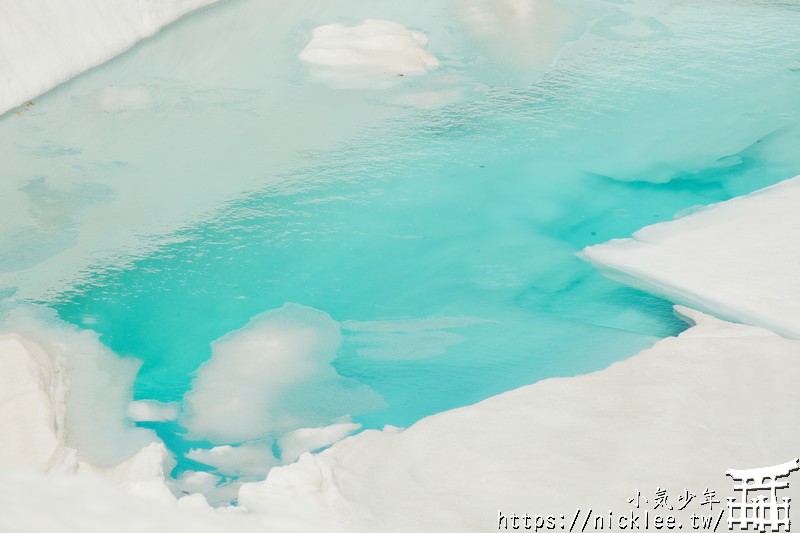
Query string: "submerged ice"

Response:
xmin=181 ymin=303 xmax=384 ymax=444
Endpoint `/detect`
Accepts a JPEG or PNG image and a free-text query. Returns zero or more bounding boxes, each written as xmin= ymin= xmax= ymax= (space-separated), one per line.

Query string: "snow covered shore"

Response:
xmin=2 ymin=306 xmax=799 ymax=532
xmin=0 ymin=0 xmax=217 ymax=116
xmin=582 ymin=176 xmax=800 ymax=339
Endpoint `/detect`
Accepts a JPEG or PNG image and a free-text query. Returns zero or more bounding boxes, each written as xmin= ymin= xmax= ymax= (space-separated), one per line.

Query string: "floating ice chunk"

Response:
xmin=181 ymin=303 xmax=384 ymax=443
xmin=581 ymin=175 xmax=800 ymax=339
xmin=299 ymin=19 xmax=439 ymax=89
xmin=127 ymin=400 xmax=179 ymax=423
xmin=278 ymin=421 xmax=362 ymax=463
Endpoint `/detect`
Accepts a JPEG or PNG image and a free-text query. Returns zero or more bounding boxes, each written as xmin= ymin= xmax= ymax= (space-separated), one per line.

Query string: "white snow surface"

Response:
xmin=0 ymin=0 xmax=216 ymax=116
xmin=582 ymin=175 xmax=800 ymax=339
xmin=3 ymin=307 xmax=800 ymax=532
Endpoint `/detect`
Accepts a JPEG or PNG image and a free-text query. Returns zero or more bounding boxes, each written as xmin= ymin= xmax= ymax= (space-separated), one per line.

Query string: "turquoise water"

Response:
xmin=4 ymin=0 xmax=800 ymax=486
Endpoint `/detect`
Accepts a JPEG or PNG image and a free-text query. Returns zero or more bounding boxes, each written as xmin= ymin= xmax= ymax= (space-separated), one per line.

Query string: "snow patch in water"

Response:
xmin=181 ymin=303 xmax=385 ymax=443
xmin=299 ymin=19 xmax=439 ymax=89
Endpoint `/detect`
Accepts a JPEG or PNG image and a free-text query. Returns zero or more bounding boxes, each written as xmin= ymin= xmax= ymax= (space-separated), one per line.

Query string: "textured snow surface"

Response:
xmin=4 ymin=307 xmax=799 ymax=532
xmin=582 ymin=175 xmax=800 ymax=339
xmin=0 ymin=0 xmax=216 ymax=116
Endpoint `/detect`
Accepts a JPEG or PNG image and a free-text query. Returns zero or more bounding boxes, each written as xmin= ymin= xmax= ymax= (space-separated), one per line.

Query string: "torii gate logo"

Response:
xmin=726 ymin=459 xmax=800 ymax=532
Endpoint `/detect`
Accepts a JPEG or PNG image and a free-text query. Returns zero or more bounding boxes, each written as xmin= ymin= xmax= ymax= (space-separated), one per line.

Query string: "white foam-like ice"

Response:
xmin=181 ymin=303 xmax=385 ymax=443
xmin=0 ymin=0 xmax=216 ymax=116
xmin=581 ymin=175 xmax=800 ymax=339
xmin=299 ymin=19 xmax=440 ymax=89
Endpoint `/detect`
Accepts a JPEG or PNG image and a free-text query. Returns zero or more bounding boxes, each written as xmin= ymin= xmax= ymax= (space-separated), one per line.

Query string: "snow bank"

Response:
xmin=299 ymin=19 xmax=439 ymax=89
xmin=0 ymin=307 xmax=157 ymax=468
xmin=238 ymin=307 xmax=800 ymax=531
xmin=0 ymin=333 xmax=69 ymax=471
xmin=0 ymin=470 xmax=256 ymax=533
xmin=181 ymin=303 xmax=384 ymax=443
xmin=582 ymin=175 xmax=800 ymax=339
xmin=0 ymin=311 xmax=177 ymax=509
xmin=0 ymin=0 xmax=216 ymax=116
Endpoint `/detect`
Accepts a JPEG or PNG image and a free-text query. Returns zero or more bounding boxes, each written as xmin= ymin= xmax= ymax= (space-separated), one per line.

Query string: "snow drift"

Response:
xmin=0 ymin=0 xmax=217 ymax=116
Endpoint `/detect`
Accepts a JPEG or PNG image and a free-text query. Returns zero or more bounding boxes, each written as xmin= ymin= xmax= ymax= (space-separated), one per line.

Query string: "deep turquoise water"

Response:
xmin=4 ymin=0 xmax=800 ymax=486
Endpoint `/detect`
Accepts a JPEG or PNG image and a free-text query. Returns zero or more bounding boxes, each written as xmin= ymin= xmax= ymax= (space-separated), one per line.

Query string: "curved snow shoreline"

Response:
xmin=0 ymin=0 xmax=217 ymax=117
xmin=3 ymin=305 xmax=800 ymax=532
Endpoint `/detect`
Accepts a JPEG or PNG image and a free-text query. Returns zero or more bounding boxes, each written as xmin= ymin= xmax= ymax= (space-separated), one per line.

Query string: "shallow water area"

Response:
xmin=2 ymin=0 xmax=800 ymax=499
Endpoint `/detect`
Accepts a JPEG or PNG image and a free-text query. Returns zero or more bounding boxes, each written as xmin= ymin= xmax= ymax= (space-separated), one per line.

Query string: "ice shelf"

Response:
xmin=582 ymin=175 xmax=800 ymax=339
